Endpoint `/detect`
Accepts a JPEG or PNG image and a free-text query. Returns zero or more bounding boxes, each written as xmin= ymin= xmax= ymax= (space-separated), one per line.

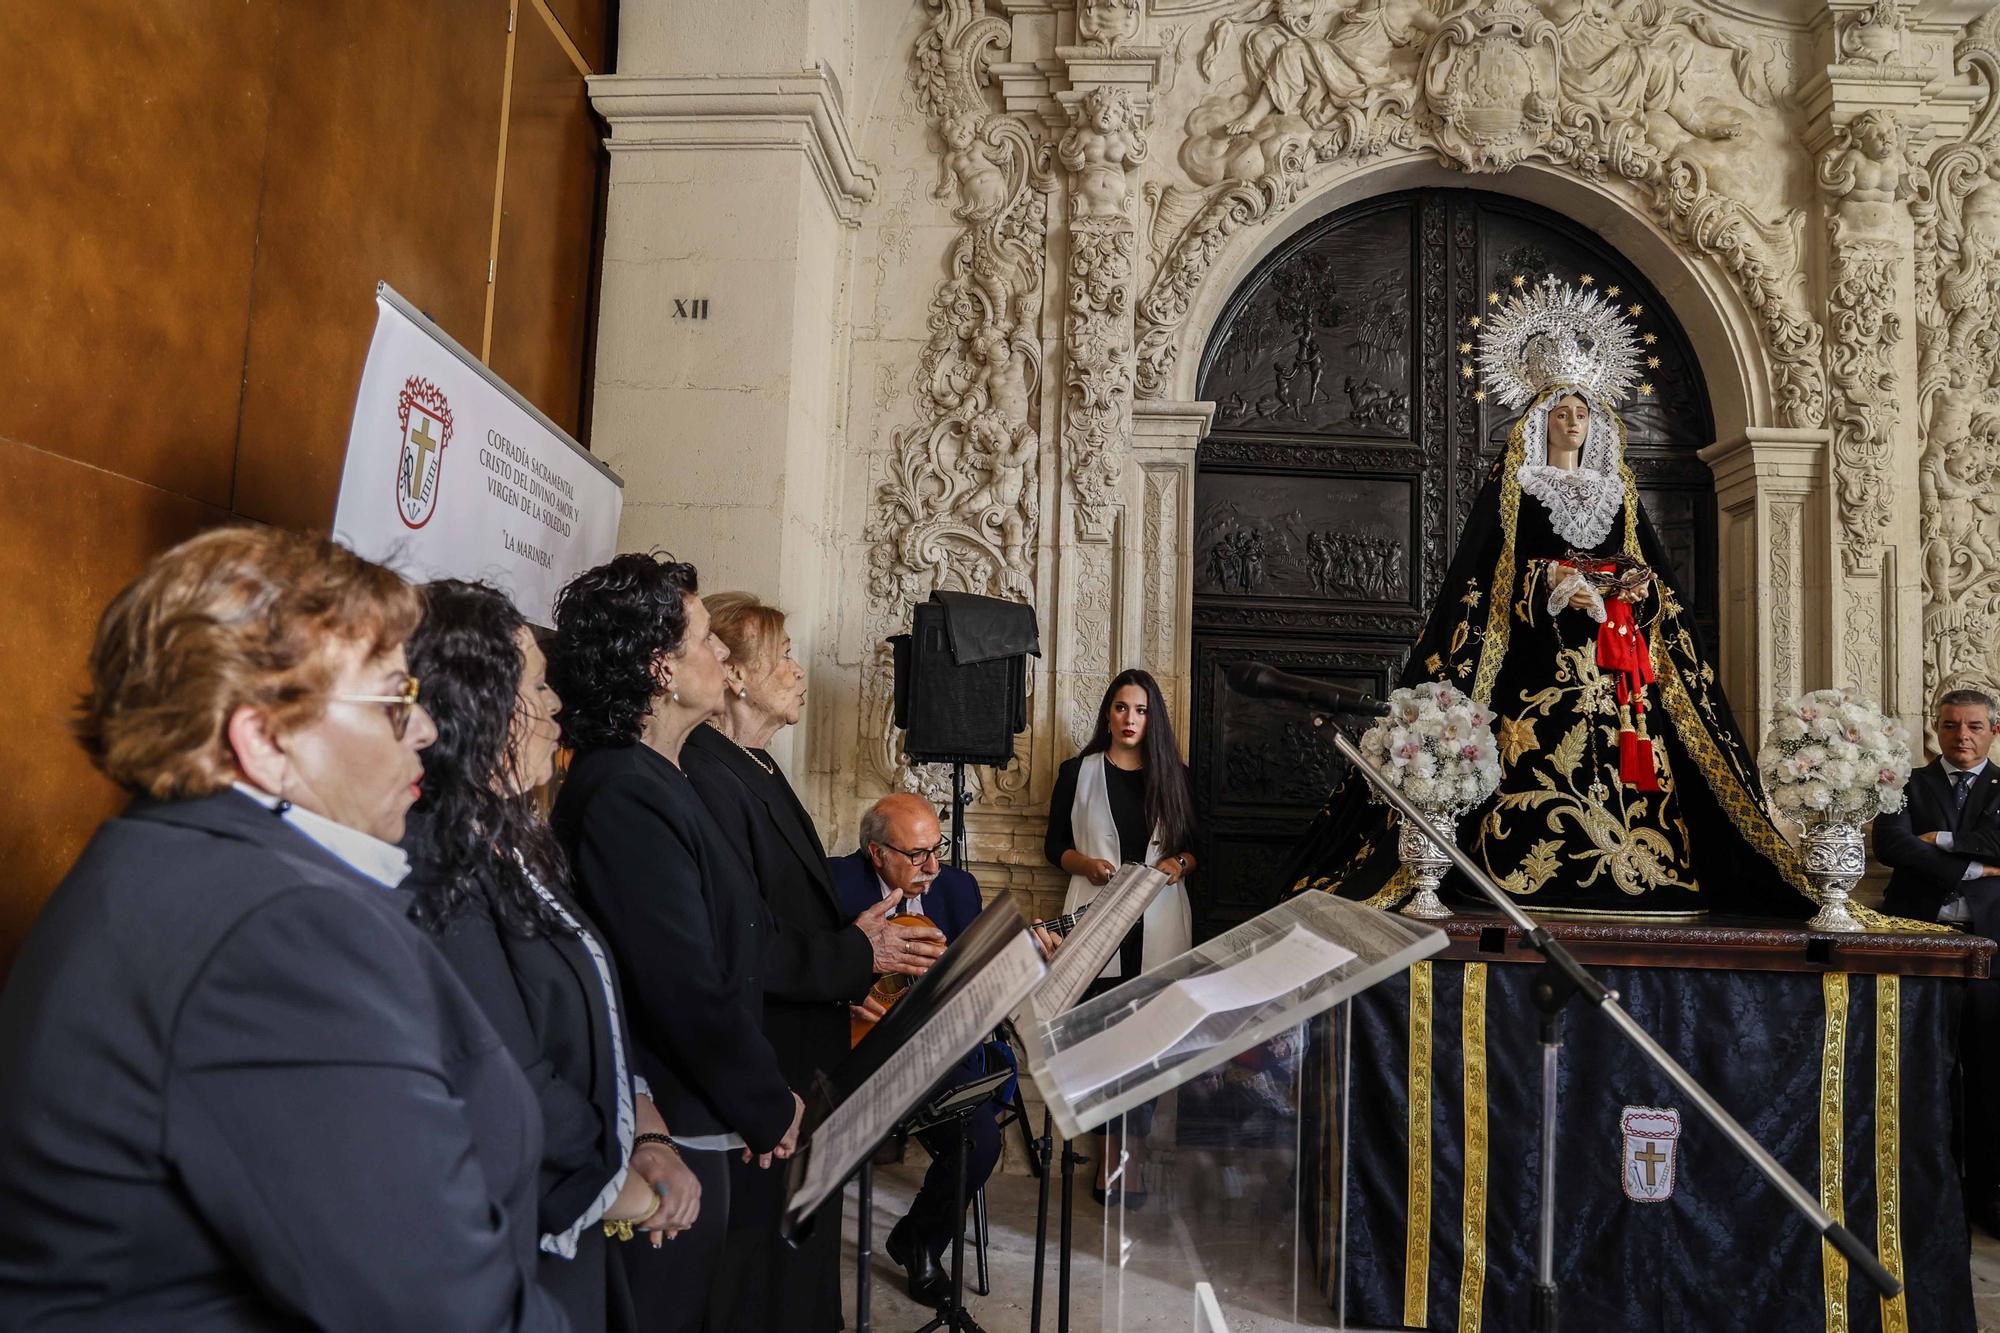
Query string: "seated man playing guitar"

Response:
xmin=830 ymin=794 xmax=1059 ymax=1305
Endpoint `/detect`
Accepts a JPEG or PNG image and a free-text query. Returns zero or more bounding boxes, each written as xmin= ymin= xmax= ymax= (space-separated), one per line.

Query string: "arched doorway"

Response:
xmin=1189 ymin=188 xmax=1717 ymax=930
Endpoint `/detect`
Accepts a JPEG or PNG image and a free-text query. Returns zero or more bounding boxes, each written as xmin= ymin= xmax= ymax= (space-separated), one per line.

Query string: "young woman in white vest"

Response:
xmin=1043 ymin=667 xmax=1197 ymax=1205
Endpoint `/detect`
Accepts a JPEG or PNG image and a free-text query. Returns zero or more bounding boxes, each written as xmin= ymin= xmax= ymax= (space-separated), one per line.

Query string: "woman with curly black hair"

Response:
xmin=547 ymin=554 xmax=803 ymax=1333
xmin=403 ymin=579 xmax=701 ymax=1332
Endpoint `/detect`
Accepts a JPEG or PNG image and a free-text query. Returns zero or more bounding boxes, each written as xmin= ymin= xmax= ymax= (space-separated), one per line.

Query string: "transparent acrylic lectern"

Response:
xmin=1022 ymin=893 xmax=1444 ymax=1331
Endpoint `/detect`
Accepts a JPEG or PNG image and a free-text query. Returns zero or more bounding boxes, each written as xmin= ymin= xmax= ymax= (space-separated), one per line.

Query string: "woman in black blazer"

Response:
xmin=548 ymin=553 xmax=805 ymax=1333
xmin=685 ymin=592 xmax=945 ymax=1332
xmin=404 ymin=580 xmax=702 ymax=1332
xmin=0 ymin=528 xmax=564 ymax=1330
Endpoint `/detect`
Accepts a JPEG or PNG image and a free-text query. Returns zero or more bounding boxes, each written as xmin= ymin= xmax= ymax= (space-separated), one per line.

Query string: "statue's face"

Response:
xmin=1092 ymin=97 xmax=1124 ymax=132
xmin=1547 ymin=394 xmax=1590 ymax=459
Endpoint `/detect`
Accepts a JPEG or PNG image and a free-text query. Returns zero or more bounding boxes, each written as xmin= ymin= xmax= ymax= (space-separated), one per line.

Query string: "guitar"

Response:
xmin=847 ymin=903 xmax=1096 ymax=1046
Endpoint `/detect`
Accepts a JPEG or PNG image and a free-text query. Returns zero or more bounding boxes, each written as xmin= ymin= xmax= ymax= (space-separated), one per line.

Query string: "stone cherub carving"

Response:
xmin=964 ymin=323 xmax=1037 ymax=426
xmin=960 ymin=411 xmax=1038 ymax=571
xmin=934 ymin=112 xmax=1013 ymax=219
xmin=1940 ymin=168 xmax=2000 ymax=354
xmin=1059 ymin=86 xmax=1149 ymax=220
xmin=1821 ymin=109 xmax=1917 ymax=205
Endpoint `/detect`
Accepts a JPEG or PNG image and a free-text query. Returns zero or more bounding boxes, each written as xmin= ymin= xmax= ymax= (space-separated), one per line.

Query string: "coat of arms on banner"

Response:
xmin=394 ymin=376 xmax=454 ymax=529
xmin=1621 ymin=1106 xmax=1680 ymax=1203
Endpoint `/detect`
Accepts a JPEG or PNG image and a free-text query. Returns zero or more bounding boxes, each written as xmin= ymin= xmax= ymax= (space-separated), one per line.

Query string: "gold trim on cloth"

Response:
xmin=1876 ymin=975 xmax=1908 ymax=1333
xmin=1405 ymin=961 xmax=1434 ymax=1328
xmin=1459 ymin=964 xmax=1490 ymax=1333
xmin=1821 ymin=972 xmax=1850 ymax=1333
xmin=1472 ymin=440 xmax=1524 ymax=708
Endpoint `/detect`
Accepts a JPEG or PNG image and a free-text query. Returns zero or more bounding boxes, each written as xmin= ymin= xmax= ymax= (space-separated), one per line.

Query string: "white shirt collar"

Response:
xmin=231 ymin=782 xmax=411 ymax=889
xmin=876 ymin=873 xmax=924 ymax=917
xmin=1942 ymin=758 xmax=1991 ymax=779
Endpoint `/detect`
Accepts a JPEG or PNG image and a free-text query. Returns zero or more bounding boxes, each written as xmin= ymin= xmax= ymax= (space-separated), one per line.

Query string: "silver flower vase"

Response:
xmin=1397 ymin=808 xmax=1458 ymax=920
xmin=1802 ymin=821 xmax=1866 ymax=933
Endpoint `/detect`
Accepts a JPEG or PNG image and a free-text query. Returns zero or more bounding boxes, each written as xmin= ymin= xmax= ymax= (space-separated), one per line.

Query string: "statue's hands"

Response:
xmin=1612 ymin=568 xmax=1654 ymax=604
xmin=1546 ymin=561 xmax=1599 ymax=611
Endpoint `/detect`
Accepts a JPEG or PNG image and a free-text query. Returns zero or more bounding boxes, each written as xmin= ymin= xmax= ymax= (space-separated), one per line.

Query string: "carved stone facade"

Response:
xmin=587 ymin=0 xmax=2000 ymax=901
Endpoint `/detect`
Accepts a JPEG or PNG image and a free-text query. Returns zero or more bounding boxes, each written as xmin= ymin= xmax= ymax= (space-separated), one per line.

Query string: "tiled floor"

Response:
xmin=841 ymin=1153 xmax=2000 ymax=1331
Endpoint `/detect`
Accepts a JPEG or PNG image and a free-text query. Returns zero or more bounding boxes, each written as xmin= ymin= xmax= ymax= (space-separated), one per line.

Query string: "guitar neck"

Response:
xmin=1045 ymin=901 xmax=1091 ymax=938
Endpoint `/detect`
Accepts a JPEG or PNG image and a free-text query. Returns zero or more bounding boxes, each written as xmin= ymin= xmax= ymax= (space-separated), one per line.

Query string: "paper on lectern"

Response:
xmin=1042 ymin=926 xmax=1355 ymax=1098
xmin=790 ymin=928 xmax=1045 ymax=1220
xmin=1024 ymin=863 xmax=1169 ymax=1020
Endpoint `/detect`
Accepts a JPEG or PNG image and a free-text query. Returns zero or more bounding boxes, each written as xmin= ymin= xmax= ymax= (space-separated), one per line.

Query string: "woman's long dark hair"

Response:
xmin=404 ymin=579 xmax=569 ymax=937
xmin=546 ymin=552 xmax=699 ymax=750
xmin=1081 ymin=668 xmax=1196 ymax=854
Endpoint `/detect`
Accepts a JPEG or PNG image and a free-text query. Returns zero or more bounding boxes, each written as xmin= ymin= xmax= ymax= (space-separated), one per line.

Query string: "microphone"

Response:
xmin=1224 ymin=662 xmax=1392 ymax=717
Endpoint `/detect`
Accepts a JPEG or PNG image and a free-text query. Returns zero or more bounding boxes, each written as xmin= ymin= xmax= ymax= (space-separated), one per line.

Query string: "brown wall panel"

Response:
xmin=536 ymin=0 xmax=610 ymax=73
xmin=488 ymin=7 xmax=606 ymax=438
xmin=0 ymin=2 xmax=278 ymax=506
xmin=233 ymin=0 xmax=511 ymax=532
xmin=0 ymin=441 xmax=224 ymax=965
xmin=1 ymin=0 xmax=607 ymax=979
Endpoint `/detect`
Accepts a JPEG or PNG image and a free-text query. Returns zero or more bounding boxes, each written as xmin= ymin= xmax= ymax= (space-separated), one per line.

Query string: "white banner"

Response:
xmin=333 ymin=285 xmax=622 ymax=624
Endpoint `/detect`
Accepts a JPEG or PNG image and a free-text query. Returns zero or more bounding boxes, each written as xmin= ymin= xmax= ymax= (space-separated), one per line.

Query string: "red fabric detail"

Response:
xmin=1590 ymin=563 xmax=1660 ymax=791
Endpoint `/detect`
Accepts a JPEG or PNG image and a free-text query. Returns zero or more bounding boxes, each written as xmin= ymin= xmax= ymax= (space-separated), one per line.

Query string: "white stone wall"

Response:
xmin=592 ymin=0 xmax=2000 ymax=907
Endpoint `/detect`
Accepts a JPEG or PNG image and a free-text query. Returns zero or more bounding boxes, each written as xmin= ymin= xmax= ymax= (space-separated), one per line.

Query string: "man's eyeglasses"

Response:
xmin=332 ymin=674 xmax=422 ymax=740
xmin=877 ymin=839 xmax=948 ymax=866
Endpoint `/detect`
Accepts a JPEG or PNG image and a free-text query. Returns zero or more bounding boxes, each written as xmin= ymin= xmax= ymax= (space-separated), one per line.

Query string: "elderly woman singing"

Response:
xmin=0 ymin=527 xmax=563 ymax=1330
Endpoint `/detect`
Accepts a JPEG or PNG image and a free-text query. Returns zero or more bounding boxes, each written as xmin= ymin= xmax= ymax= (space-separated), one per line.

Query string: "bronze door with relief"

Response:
xmin=1190 ymin=189 xmax=1717 ymax=932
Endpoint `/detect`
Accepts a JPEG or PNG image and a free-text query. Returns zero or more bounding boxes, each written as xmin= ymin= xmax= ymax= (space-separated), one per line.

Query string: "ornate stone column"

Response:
xmin=1913 ymin=12 xmax=2000 ymax=731
xmin=1130 ymin=400 xmax=1213 ymax=734
xmin=1047 ymin=11 xmax=1164 ymax=751
xmin=1802 ymin=8 xmax=1932 ymax=726
xmin=1699 ymin=428 xmax=1835 ymax=746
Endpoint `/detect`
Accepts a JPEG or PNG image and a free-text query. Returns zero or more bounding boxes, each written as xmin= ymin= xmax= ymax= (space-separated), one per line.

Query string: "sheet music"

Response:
xmin=1025 ymin=864 xmax=1168 ymax=1019
xmin=790 ymin=929 xmax=1046 ymax=1219
xmin=1041 ymin=926 xmax=1355 ymax=1100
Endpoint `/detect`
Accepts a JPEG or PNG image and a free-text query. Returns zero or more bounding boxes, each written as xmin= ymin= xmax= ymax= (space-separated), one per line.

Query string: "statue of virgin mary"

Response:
xmin=1285 ymin=277 xmax=1864 ymax=920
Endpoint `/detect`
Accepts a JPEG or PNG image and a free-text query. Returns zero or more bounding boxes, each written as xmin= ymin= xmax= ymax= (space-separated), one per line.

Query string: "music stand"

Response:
xmin=783 ymin=896 xmax=1047 ymax=1332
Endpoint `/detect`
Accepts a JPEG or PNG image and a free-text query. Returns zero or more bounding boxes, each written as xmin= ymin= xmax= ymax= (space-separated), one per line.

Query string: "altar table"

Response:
xmin=1308 ymin=914 xmax=1993 ymax=1332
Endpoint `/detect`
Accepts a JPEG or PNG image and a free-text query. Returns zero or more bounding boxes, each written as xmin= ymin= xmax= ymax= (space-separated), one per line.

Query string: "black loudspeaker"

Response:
xmin=890 ymin=601 xmax=1028 ymax=766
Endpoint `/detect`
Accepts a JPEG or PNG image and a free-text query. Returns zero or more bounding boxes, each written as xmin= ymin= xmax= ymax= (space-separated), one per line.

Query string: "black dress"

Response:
xmin=682 ymin=723 xmax=871 ymax=1333
xmin=1045 ymin=754 xmax=1153 ymax=980
xmin=554 ymin=741 xmax=797 ymax=1333
xmin=406 ymin=811 xmax=642 ymax=1333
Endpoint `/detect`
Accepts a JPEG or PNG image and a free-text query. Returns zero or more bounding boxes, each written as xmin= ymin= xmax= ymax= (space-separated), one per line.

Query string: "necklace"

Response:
xmin=712 ymin=722 xmax=777 ymax=776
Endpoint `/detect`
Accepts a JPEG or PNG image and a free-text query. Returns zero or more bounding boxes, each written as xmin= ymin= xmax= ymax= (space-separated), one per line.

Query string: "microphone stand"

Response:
xmin=1308 ymin=708 xmax=1902 ymax=1330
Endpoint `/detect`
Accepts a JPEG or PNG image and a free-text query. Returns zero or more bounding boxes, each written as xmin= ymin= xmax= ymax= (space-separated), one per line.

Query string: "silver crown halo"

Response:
xmin=1472 ymin=275 xmax=1647 ymax=411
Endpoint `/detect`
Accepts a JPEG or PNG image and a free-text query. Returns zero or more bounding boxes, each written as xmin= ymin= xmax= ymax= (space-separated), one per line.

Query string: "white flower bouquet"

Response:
xmin=1758 ymin=687 xmax=1913 ymax=827
xmin=1358 ymin=681 xmax=1504 ymax=812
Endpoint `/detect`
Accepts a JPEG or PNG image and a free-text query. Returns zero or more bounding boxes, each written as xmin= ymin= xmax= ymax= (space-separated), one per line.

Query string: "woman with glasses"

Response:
xmin=1045 ymin=667 xmax=1198 ymax=1205
xmin=402 ymin=579 xmax=703 ymax=1332
xmin=0 ymin=527 xmax=564 ymax=1329
xmin=682 ymin=593 xmax=945 ymax=1332
xmin=548 ymin=553 xmax=805 ymax=1333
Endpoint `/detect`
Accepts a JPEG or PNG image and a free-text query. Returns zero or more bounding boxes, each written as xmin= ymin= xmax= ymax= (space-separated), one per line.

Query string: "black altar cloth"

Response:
xmin=1305 ymin=915 xmax=1991 ymax=1332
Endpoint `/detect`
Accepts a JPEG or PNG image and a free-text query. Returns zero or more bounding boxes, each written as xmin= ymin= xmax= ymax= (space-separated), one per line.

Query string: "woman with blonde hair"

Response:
xmin=684 ymin=592 xmax=943 ymax=1331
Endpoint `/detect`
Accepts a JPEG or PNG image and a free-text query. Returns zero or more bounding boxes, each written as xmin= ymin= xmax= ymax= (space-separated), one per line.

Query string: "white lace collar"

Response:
xmin=1515 ymin=390 xmax=1625 ymax=548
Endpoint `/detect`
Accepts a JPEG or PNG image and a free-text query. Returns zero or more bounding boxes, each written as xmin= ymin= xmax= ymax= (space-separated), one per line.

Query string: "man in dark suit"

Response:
xmin=829 ymin=793 xmax=1001 ymax=1305
xmin=1874 ymin=687 xmax=2000 ymax=1234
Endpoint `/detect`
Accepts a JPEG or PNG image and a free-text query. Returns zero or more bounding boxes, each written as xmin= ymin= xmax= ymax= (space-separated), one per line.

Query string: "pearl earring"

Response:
xmin=671 ymin=688 xmax=681 ymax=703
xmin=738 ymin=687 xmax=749 ymax=699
